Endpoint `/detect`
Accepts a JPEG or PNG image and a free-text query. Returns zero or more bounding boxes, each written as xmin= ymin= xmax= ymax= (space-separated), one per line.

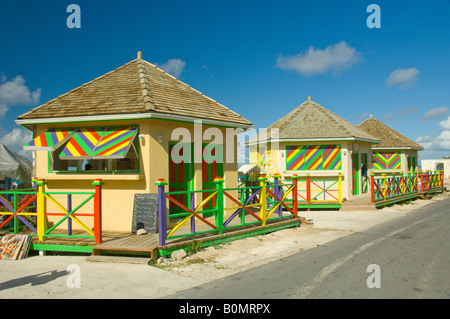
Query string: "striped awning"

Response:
xmin=23 ymin=129 xmax=74 ymax=151
xmin=59 ymin=127 xmax=105 ymax=160
xmin=90 ymin=126 xmax=138 ymax=159
xmin=59 ymin=126 xmax=138 ymax=160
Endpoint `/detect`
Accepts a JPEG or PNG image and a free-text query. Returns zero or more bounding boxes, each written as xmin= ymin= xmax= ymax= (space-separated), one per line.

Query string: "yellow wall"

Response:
xmin=33 ymin=119 xmax=240 ymax=232
xmin=249 ymin=141 xmax=375 ymax=200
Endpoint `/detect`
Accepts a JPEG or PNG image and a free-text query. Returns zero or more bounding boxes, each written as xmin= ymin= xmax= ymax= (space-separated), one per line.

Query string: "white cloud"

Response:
xmin=401 ymin=106 xmax=420 ymax=115
xmin=417 ymin=131 xmax=450 ymax=152
xmin=379 ymin=108 xmax=398 ymax=121
xmin=419 ymin=107 xmax=448 ymax=121
xmin=276 ymin=41 xmax=362 ymax=76
xmin=0 ymin=127 xmax=33 ymax=158
xmin=0 ymin=75 xmax=41 ymax=118
xmin=439 ymin=116 xmax=450 ymax=130
xmin=156 ymin=59 xmax=186 ymax=78
xmin=357 ymin=112 xmax=368 ymax=122
xmin=416 ymin=115 xmax=450 ymax=155
xmin=0 ymin=104 xmax=8 ymax=118
xmin=386 ymin=68 xmax=419 ymax=89
xmin=378 ymin=106 xmax=419 ymax=122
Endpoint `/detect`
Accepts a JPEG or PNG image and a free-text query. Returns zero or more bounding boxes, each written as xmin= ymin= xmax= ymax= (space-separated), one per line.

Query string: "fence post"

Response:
xmin=240 ymin=176 xmax=246 ymax=225
xmin=190 ymin=192 xmax=195 ymax=234
xmin=13 ymin=192 xmax=18 ymax=233
xmin=292 ymin=174 xmax=298 ymax=218
xmin=433 ymin=170 xmax=437 ymax=189
xmin=214 ymin=177 xmax=224 ymax=235
xmin=258 ymin=175 xmax=268 ymax=226
xmin=338 ymin=173 xmax=343 ymax=207
xmin=381 ymin=174 xmax=387 ymax=200
xmin=36 ymin=179 xmax=46 ymax=241
xmin=67 ymin=194 xmax=72 ymax=236
xmin=412 ymin=171 xmax=419 ymax=193
xmin=92 ymin=179 xmax=103 ymax=244
xmin=245 ymin=174 xmax=250 ymax=203
xmin=399 ymin=171 xmax=404 ymax=196
xmin=273 ymin=173 xmax=282 ymax=217
xmin=306 ymin=174 xmax=311 ymax=211
xmin=420 ymin=171 xmax=424 ymax=192
xmin=156 ymin=179 xmax=168 ymax=246
xmin=407 ymin=170 xmax=411 ymax=193
xmin=370 ymin=173 xmax=375 ymax=203
xmin=392 ymin=172 xmax=397 ymax=196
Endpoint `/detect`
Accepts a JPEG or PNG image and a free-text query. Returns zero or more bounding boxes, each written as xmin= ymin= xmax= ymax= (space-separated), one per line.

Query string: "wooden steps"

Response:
xmin=341 ymin=194 xmax=377 ymax=211
xmin=91 ymin=233 xmax=159 ymax=260
xmin=341 ymin=202 xmax=377 ymax=211
xmin=86 ymin=255 xmax=151 ymax=264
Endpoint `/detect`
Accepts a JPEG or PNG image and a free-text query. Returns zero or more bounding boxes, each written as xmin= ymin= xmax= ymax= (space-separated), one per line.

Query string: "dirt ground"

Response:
xmin=154 ymin=185 xmax=450 ymax=283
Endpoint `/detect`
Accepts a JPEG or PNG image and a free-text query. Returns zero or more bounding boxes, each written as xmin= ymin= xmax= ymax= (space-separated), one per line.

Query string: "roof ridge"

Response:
xmin=136 ymin=58 xmax=155 ymax=111
xmin=274 ymin=102 xmax=305 ymax=130
xmin=262 ymin=101 xmax=304 ymax=139
xmin=312 ymin=101 xmax=353 ymax=136
xmin=357 ymin=117 xmax=370 ymax=127
xmin=18 ymin=59 xmax=139 ymax=119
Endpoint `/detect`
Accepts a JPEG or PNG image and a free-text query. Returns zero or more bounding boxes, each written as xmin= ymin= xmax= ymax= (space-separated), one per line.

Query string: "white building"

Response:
xmin=421 ymin=159 xmax=450 ymax=178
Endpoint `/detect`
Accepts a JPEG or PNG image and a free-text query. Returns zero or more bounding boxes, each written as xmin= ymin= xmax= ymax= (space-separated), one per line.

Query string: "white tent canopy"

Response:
xmin=238 ymin=164 xmax=266 ymax=180
xmin=0 ymin=144 xmax=33 ymax=188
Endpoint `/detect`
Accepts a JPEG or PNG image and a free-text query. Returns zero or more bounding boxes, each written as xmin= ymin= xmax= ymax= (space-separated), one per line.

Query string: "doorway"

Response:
xmin=201 ymin=144 xmax=223 ymax=217
xmin=352 ymin=153 xmax=360 ymax=195
xmin=168 ymin=142 xmax=193 ymax=215
xmin=361 ymin=153 xmax=368 ymax=194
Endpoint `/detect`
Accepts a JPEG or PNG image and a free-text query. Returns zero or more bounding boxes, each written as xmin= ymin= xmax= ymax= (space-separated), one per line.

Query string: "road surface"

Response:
xmin=166 ymin=197 xmax=450 ymax=299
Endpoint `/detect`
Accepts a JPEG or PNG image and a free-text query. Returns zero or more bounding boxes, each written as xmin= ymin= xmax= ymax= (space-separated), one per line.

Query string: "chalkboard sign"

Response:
xmin=132 ymin=193 xmax=158 ymax=233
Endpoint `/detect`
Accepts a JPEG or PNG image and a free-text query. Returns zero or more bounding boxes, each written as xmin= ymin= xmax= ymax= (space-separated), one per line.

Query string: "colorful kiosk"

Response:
xmin=15 ymin=52 xmax=252 ymax=234
xmin=248 ymin=97 xmax=380 ymax=202
xmin=358 ymin=115 xmax=423 ymax=174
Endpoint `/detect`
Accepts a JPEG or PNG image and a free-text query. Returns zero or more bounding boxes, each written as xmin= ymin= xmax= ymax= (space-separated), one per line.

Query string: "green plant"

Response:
xmin=186 ymin=240 xmax=202 ymax=255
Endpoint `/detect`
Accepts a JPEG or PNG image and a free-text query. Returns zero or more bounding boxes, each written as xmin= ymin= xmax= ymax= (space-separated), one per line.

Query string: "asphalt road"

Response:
xmin=166 ymin=197 xmax=450 ymax=299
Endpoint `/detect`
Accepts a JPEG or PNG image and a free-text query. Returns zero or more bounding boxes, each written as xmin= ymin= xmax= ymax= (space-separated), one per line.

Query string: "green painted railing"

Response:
xmin=0 ymin=179 xmax=103 ymax=244
xmin=370 ymin=170 xmax=444 ymax=204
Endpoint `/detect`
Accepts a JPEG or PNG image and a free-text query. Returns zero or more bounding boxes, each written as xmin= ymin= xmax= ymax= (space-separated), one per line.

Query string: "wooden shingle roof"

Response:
xmin=358 ymin=116 xmax=423 ymax=150
xmin=17 ymin=53 xmax=252 ymax=127
xmin=249 ymin=98 xmax=379 ymax=144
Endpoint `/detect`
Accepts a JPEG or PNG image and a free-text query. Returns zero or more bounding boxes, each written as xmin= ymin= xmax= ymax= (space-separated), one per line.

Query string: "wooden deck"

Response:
xmin=30 ymin=231 xmax=134 ymax=253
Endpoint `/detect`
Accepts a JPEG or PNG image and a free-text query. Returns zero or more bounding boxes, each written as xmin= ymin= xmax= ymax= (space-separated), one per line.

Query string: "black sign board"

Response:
xmin=132 ymin=193 xmax=158 ymax=233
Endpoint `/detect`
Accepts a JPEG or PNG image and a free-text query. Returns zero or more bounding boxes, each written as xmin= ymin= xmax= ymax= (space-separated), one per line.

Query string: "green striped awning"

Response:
xmin=23 ymin=129 xmax=74 ymax=151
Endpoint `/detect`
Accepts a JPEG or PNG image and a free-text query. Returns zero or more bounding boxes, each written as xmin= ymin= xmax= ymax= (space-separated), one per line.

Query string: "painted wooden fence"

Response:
xmin=290 ymin=174 xmax=342 ymax=209
xmin=0 ymin=187 xmax=37 ymax=235
xmin=370 ymin=170 xmax=444 ymax=204
xmin=156 ymin=174 xmax=342 ymax=247
xmin=0 ymin=179 xmax=103 ymax=244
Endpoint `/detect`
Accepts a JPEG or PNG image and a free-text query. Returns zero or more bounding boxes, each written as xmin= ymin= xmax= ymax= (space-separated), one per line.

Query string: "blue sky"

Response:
xmin=0 ymin=0 xmax=449 ymax=161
